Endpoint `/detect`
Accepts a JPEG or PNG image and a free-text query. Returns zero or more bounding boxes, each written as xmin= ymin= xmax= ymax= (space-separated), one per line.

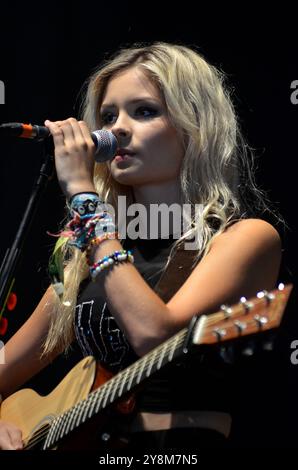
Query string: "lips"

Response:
xmin=116 ymin=148 xmax=135 ymax=157
xmin=114 ymin=154 xmax=132 ymax=162
xmin=113 ymin=148 xmax=136 ymax=162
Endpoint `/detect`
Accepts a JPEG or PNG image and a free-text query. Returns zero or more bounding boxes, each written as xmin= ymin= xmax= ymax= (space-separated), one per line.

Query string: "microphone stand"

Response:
xmin=0 ymin=140 xmax=54 ymax=323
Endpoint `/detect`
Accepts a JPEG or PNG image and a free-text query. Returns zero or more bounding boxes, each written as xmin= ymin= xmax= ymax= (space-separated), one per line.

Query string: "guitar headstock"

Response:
xmin=192 ymin=283 xmax=293 ymax=346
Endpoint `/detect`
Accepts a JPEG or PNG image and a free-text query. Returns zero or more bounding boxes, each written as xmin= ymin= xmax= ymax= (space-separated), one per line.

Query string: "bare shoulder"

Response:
xmin=212 ymin=218 xmax=281 ymax=252
xmin=167 ymin=218 xmax=282 ymax=325
xmin=209 ymin=218 xmax=282 ymax=290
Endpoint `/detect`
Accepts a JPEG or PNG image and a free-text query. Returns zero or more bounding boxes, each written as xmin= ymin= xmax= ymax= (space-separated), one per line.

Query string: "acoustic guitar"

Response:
xmin=0 ymin=283 xmax=292 ymax=450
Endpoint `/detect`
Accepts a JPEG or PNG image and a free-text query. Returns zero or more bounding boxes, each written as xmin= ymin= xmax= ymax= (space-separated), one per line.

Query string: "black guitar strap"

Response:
xmin=154 ymin=244 xmax=199 ymax=303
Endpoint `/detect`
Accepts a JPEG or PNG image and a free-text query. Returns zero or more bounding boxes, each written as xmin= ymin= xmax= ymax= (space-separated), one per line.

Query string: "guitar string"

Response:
xmin=22 ymin=302 xmax=263 ymax=450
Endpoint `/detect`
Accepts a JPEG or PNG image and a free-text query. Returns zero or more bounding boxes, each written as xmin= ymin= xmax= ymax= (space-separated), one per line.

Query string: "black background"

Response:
xmin=0 ymin=3 xmax=297 ymax=448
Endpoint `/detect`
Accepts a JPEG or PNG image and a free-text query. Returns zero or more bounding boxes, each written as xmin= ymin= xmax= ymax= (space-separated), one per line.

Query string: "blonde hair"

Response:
xmin=43 ymin=42 xmax=275 ymax=355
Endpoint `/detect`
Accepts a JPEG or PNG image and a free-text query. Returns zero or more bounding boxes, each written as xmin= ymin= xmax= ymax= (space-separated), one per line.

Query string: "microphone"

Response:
xmin=0 ymin=122 xmax=118 ymax=162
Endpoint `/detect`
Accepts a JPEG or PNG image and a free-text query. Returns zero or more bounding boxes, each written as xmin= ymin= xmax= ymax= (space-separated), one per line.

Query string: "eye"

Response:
xmin=100 ymin=111 xmax=117 ymax=126
xmin=135 ymin=106 xmax=158 ymax=118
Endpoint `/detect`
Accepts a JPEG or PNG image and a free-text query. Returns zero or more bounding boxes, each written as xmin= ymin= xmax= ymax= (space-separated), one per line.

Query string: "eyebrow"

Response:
xmin=100 ymin=97 xmax=160 ymax=110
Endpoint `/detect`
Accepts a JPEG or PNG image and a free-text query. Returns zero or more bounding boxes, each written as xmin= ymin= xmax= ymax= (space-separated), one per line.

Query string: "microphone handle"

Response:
xmin=0 ymin=122 xmax=117 ymax=161
xmin=0 ymin=123 xmax=50 ymax=140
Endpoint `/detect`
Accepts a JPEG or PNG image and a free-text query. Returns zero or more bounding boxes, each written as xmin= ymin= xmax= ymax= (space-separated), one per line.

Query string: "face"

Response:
xmin=99 ymin=66 xmax=184 ymax=188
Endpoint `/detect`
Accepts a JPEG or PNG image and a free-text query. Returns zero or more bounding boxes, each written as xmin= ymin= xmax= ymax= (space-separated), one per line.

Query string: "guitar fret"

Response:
xmin=94 ymin=388 xmax=105 ymax=414
xmin=66 ymin=395 xmax=92 ymax=436
xmin=53 ymin=415 xmax=65 ymax=447
xmin=109 ymin=371 xmax=122 ymax=403
xmin=61 ymin=414 xmax=71 ymax=439
xmin=47 ymin=415 xmax=61 ymax=449
xmin=85 ymin=393 xmax=98 ymax=422
xmin=70 ymin=400 xmax=85 ymax=431
xmin=77 ymin=398 xmax=88 ymax=427
xmin=65 ymin=408 xmax=77 ymax=436
xmin=44 ymin=425 xmax=55 ymax=449
xmin=43 ymin=420 xmax=55 ymax=449
xmin=101 ymin=381 xmax=113 ymax=409
xmin=59 ymin=412 xmax=72 ymax=440
xmin=118 ymin=367 xmax=130 ymax=396
xmin=81 ymin=396 xmax=93 ymax=423
xmin=136 ymin=357 xmax=146 ymax=384
xmin=168 ymin=332 xmax=181 ymax=362
xmin=126 ymin=363 xmax=139 ymax=391
xmin=87 ymin=391 xmax=99 ymax=419
xmin=146 ymin=348 xmax=158 ymax=377
xmin=156 ymin=343 xmax=167 ymax=369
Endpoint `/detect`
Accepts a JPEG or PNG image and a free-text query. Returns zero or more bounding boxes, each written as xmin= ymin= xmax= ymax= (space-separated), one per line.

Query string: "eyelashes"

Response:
xmin=99 ymin=106 xmax=159 ymax=126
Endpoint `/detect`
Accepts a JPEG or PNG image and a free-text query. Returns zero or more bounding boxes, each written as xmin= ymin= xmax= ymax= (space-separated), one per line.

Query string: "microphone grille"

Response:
xmin=93 ymin=130 xmax=118 ymax=162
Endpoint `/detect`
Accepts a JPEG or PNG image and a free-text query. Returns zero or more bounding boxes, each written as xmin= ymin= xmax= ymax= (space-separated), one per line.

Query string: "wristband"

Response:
xmin=69 ymin=192 xmax=102 ymax=217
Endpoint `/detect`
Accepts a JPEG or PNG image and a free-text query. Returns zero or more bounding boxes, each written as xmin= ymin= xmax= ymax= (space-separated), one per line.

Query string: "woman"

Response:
xmin=0 ymin=42 xmax=281 ymax=450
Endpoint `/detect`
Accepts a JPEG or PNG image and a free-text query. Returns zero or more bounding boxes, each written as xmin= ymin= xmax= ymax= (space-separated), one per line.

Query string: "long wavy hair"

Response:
xmin=42 ymin=42 xmax=278 ymax=356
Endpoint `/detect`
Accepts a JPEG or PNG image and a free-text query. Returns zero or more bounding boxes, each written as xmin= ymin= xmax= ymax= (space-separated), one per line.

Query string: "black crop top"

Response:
xmin=74 ymin=236 xmax=233 ymax=413
xmin=74 ymin=237 xmax=174 ymax=371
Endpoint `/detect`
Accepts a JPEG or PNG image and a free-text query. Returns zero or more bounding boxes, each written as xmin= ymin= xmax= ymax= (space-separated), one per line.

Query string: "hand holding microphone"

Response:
xmin=0 ymin=120 xmax=118 ymax=162
xmin=0 ymin=118 xmax=119 ymax=198
xmin=44 ymin=118 xmax=117 ymax=199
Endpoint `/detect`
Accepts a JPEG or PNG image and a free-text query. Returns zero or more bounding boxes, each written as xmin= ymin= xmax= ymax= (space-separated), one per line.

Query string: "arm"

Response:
xmin=91 ymin=219 xmax=282 ymax=356
xmin=0 ymin=286 xmax=62 ymax=398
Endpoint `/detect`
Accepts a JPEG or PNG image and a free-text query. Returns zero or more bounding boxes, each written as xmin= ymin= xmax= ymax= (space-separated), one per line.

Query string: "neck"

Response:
xmin=130 ymin=182 xmax=183 ymax=239
xmin=132 ymin=181 xmax=182 ymax=208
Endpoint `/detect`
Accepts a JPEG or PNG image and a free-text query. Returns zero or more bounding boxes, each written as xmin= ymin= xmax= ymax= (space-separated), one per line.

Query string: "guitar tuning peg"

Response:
xmin=239 ymin=296 xmax=253 ymax=314
xmin=220 ymin=304 xmax=232 ymax=319
xmin=257 ymin=289 xmax=276 ymax=304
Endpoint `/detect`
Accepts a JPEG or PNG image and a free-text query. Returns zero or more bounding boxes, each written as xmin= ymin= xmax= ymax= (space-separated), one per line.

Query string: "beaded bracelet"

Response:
xmin=86 ymin=231 xmax=119 ymax=265
xmin=90 ymin=249 xmax=134 ymax=279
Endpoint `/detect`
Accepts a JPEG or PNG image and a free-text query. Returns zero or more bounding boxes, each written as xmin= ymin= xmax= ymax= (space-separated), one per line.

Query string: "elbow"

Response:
xmin=129 ymin=308 xmax=176 ymax=357
xmin=130 ymin=332 xmax=166 ymax=357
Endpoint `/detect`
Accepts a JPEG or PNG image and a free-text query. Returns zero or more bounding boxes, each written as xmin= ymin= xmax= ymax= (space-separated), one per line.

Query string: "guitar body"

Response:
xmin=1 ymin=356 xmax=136 ymax=450
xmin=1 ymin=356 xmax=96 ymax=448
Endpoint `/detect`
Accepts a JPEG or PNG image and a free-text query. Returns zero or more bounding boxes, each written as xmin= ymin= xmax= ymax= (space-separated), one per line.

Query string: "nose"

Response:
xmin=111 ymin=112 xmax=132 ymax=141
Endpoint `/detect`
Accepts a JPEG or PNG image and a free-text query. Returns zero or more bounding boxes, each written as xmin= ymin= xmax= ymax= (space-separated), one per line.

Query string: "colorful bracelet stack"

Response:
xmin=64 ymin=192 xmax=134 ymax=280
xmin=63 ymin=211 xmax=113 ymax=251
xmin=90 ymin=250 xmax=134 ymax=279
xmin=53 ymin=192 xmax=114 ymax=251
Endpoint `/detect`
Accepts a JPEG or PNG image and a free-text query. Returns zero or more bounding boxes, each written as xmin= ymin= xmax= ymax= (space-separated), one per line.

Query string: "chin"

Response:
xmin=110 ymin=166 xmax=140 ymax=184
xmin=111 ymin=171 xmax=138 ymax=186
